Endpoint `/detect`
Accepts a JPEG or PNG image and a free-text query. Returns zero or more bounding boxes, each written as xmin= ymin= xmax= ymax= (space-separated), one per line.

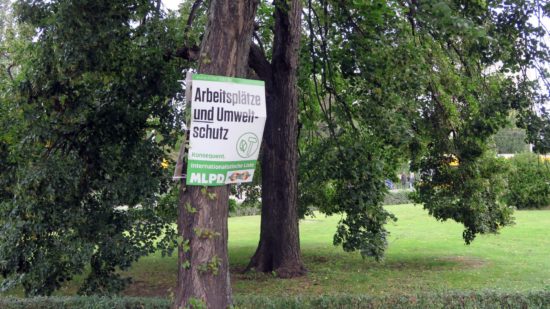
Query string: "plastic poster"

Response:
xmin=186 ymin=74 xmax=266 ymax=186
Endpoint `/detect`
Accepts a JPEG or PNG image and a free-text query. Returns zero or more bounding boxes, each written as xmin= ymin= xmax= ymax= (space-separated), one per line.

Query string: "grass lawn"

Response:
xmin=112 ymin=204 xmax=550 ymax=298
xmin=5 ymin=204 xmax=550 ymax=298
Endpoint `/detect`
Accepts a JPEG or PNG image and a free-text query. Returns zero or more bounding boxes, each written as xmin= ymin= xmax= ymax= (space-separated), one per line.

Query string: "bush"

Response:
xmin=228 ymin=198 xmax=261 ymax=217
xmin=493 ymin=128 xmax=529 ymax=154
xmin=3 ymin=291 xmax=550 ymax=309
xmin=383 ymin=190 xmax=412 ymax=205
xmin=229 ymin=206 xmax=261 ymax=217
xmin=235 ymin=291 xmax=550 ymax=308
xmin=506 ymin=153 xmax=550 ymax=209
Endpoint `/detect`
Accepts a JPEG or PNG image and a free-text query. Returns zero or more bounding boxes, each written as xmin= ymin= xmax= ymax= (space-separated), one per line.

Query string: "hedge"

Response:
xmin=0 ymin=296 xmax=168 ymax=309
xmin=2 ymin=291 xmax=550 ymax=308
xmin=383 ymin=190 xmax=412 ymax=205
xmin=235 ymin=292 xmax=550 ymax=308
xmin=505 ymin=153 xmax=550 ymax=209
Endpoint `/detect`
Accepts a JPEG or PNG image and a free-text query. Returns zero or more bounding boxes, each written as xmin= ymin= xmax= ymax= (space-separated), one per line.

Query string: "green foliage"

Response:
xmin=0 ymin=0 xmax=185 ymax=296
xmin=412 ymin=153 xmax=513 ymax=244
xmin=228 ymin=198 xmax=238 ymax=213
xmin=300 ymin=131 xmax=399 ymax=260
xmin=197 ymin=256 xmax=221 ymax=276
xmin=234 ymin=291 xmax=550 ymax=308
xmin=505 ymin=153 xmax=550 ymax=209
xmin=299 ymin=0 xmax=417 ymax=260
xmin=241 ymin=292 xmax=550 ymax=308
xmin=187 ymin=297 xmax=207 ymax=309
xmin=1 ymin=0 xmax=547 ymax=294
xmin=193 ymin=228 xmax=220 ymax=240
xmin=185 ymin=202 xmax=198 ymax=214
xmin=386 ymin=0 xmax=547 ymax=245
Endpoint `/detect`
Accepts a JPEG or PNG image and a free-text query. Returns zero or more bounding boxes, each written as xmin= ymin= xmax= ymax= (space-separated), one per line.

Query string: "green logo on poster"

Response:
xmin=236 ymin=133 xmax=260 ymax=158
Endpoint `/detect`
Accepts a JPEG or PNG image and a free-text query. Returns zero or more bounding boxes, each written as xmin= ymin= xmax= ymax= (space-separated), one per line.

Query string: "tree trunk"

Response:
xmin=174 ymin=1 xmax=258 ymax=308
xmin=246 ymin=0 xmax=306 ymax=278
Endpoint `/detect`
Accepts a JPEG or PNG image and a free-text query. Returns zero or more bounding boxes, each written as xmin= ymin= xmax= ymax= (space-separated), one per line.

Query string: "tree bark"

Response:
xmin=173 ymin=1 xmax=258 ymax=308
xmin=246 ymin=0 xmax=306 ymax=278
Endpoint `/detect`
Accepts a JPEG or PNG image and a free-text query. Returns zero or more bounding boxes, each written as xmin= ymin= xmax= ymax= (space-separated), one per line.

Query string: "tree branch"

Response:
xmin=163 ymin=0 xmax=204 ymax=62
xmin=7 ymin=63 xmax=14 ymax=81
xmin=406 ymin=0 xmax=418 ymax=37
xmin=173 ymin=45 xmax=200 ymax=61
xmin=248 ymin=43 xmax=272 ymax=83
xmin=253 ymin=31 xmax=266 ymax=59
xmin=183 ymin=0 xmax=204 ymax=43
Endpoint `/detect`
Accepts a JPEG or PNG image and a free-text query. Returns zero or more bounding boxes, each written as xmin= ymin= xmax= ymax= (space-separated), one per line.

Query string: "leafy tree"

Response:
xmin=0 ymin=0 xmax=183 ymax=296
xmin=298 ymin=0 xmax=549 ymax=255
xmin=406 ymin=0 xmax=548 ymax=244
xmin=298 ymin=0 xmax=416 ymax=259
xmin=0 ymin=0 xmax=13 ymax=43
xmin=225 ymin=0 xmax=549 ymax=269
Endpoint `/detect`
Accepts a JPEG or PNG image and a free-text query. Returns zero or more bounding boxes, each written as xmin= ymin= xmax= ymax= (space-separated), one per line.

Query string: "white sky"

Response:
xmin=162 ymin=0 xmax=180 ymax=12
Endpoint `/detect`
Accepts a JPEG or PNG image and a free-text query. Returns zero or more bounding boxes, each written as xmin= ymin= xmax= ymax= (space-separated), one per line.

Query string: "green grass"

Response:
xmin=116 ymin=204 xmax=550 ymax=298
xmin=5 ymin=204 xmax=550 ymax=298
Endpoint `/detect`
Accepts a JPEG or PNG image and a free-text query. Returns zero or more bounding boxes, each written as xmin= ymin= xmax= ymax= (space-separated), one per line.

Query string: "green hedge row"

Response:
xmin=0 ymin=296 xmax=168 ymax=309
xmin=2 ymin=291 xmax=550 ymax=309
xmin=505 ymin=153 xmax=550 ymax=209
xmin=236 ymin=291 xmax=550 ymax=308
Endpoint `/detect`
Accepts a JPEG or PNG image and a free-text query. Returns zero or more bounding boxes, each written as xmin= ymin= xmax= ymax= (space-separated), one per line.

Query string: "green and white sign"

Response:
xmin=186 ymin=74 xmax=266 ymax=186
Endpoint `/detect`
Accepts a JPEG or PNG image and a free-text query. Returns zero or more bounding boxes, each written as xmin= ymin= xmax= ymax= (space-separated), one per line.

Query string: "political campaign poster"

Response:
xmin=186 ymin=74 xmax=266 ymax=186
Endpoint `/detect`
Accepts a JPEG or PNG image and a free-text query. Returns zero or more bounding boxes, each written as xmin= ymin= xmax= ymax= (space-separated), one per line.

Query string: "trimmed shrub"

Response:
xmin=383 ymin=190 xmax=412 ymax=205
xmin=234 ymin=291 xmax=550 ymax=308
xmin=506 ymin=153 xmax=550 ymax=209
xmin=229 ymin=206 xmax=261 ymax=217
xmin=2 ymin=291 xmax=550 ymax=309
xmin=0 ymin=296 xmax=169 ymax=309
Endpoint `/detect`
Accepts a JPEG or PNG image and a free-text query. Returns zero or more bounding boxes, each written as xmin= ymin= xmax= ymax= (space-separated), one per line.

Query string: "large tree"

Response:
xmin=245 ymin=0 xmax=306 ymax=278
xmin=286 ymin=0 xmax=550 ymax=260
xmin=173 ymin=0 xmax=258 ymax=308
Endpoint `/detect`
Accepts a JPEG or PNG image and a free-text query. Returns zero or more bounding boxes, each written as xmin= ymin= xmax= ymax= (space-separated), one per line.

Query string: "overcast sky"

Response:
xmin=162 ymin=0 xmax=180 ymax=11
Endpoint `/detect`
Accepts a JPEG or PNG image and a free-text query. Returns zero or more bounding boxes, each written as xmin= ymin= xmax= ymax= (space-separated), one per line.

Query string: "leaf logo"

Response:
xmin=236 ymin=133 xmax=260 ymax=158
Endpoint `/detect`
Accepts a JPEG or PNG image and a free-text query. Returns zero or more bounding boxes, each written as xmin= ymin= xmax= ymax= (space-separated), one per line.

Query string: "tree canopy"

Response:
xmin=0 ymin=0 xmax=548 ymax=299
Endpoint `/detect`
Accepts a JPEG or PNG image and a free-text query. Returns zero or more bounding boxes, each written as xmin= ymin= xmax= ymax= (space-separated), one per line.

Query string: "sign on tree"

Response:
xmin=186 ymin=74 xmax=266 ymax=186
